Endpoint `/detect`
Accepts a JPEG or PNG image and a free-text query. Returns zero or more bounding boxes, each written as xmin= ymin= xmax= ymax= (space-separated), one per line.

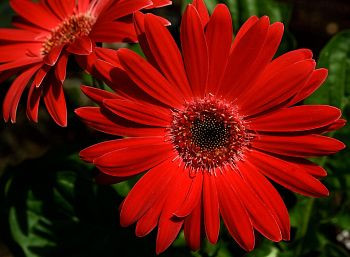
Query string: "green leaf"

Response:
xmin=257 ymin=0 xmax=292 ymax=24
xmin=112 ymin=181 xmax=132 ymax=197
xmin=222 ymin=0 xmax=239 ymax=33
xmin=221 ymin=0 xmax=292 ymax=26
xmin=203 ymin=0 xmax=218 ymax=13
xmin=306 ymin=30 xmax=350 ymax=110
xmin=238 ymin=0 xmax=259 ymax=23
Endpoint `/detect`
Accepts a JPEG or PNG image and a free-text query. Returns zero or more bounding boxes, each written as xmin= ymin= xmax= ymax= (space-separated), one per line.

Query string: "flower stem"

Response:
xmin=294 ymin=198 xmax=315 ymax=256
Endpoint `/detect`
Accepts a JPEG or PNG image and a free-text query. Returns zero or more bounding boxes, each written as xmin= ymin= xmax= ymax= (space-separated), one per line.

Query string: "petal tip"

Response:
xmin=3 ymin=115 xmax=9 ymax=123
xmin=57 ymin=120 xmax=67 ymax=127
xmin=323 ymin=188 xmax=330 ymax=197
xmin=74 ymin=108 xmax=83 ymax=117
xmin=260 ymin=15 xmax=270 ymax=25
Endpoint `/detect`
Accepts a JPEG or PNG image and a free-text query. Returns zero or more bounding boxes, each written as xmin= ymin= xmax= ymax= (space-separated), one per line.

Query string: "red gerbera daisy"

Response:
xmin=0 ymin=0 xmax=171 ymax=126
xmin=76 ymin=0 xmax=346 ymax=254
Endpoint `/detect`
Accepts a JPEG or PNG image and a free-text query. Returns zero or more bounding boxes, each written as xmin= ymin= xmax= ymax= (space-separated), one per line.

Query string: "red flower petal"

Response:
xmin=0 ymin=57 xmax=42 ymax=72
xmin=10 ymin=0 xmax=60 ymax=31
xmin=225 ymin=168 xmax=282 ymax=242
xmin=44 ymin=45 xmax=64 ymax=66
xmin=43 ymin=0 xmax=75 ymax=20
xmin=117 ymin=48 xmax=184 ymax=107
xmin=156 ymin=166 xmax=193 ymax=254
xmin=247 ymin=49 xmax=312 ymax=95
xmin=248 ymin=150 xmax=329 ymax=197
xmin=0 ymin=43 xmax=41 ymax=62
xmin=12 ymin=20 xmax=46 ymax=34
xmin=323 ymin=119 xmax=346 ymax=133
xmin=238 ymin=59 xmax=315 ymax=117
xmin=66 ymin=36 xmax=93 ymax=55
xmin=94 ymin=47 xmax=121 ymax=67
xmin=228 ymin=22 xmax=284 ymax=100
xmin=0 ymin=28 xmax=40 ymax=42
xmin=192 ymin=0 xmax=209 ymax=26
xmin=79 ymin=137 xmax=165 ymax=163
xmin=156 ymin=217 xmax=184 ymax=254
xmin=81 ymin=85 xmax=120 ymax=106
xmin=55 ymin=53 xmax=68 ymax=83
xmin=231 ymin=16 xmax=259 ymax=51
xmin=91 ymin=20 xmax=138 ymax=43
xmin=253 ymin=134 xmax=345 ymax=157
xmin=33 ymin=65 xmax=50 ymax=88
xmin=147 ymin=0 xmax=172 ymax=8
xmin=205 ymin=4 xmax=232 ymax=94
xmin=290 ymin=68 xmax=328 ymax=105
xmin=144 ymin=14 xmax=192 ymax=98
xmin=26 ymin=81 xmax=42 ymax=122
xmin=217 ymin=174 xmax=255 ymax=251
xmin=136 ymin=198 xmax=166 ymax=238
xmin=135 ymin=196 xmax=167 ymax=237
xmin=203 ymin=172 xmax=220 ymax=244
xmin=77 ymin=0 xmax=90 ymax=13
xmin=263 ymin=48 xmax=313 ymax=77
xmin=103 ymin=98 xmax=171 ymax=127
xmin=43 ymin=76 xmax=67 ymax=127
xmin=96 ymin=0 xmax=152 ymax=22
xmin=90 ymin=0 xmax=115 ymax=17
xmin=3 ymin=64 xmax=40 ymax=123
xmin=93 ymin=142 xmax=174 ymax=177
xmin=248 ymin=105 xmax=341 ymax=132
xmin=279 ymin=157 xmax=327 ymax=178
xmin=94 ymin=60 xmax=152 ymax=102
xmin=75 ymin=107 xmax=164 ymax=137
xmin=75 ymin=53 xmax=96 ymax=75
xmin=220 ymin=17 xmax=270 ymax=97
xmin=174 ymin=173 xmax=203 ymax=218
xmin=133 ymin=12 xmax=161 ymax=70
xmin=181 ymin=4 xmax=209 ymax=97
xmin=120 ymin=159 xmax=178 ymax=227
xmin=238 ymin=161 xmax=290 ymax=240
xmin=184 ymin=199 xmax=202 ymax=251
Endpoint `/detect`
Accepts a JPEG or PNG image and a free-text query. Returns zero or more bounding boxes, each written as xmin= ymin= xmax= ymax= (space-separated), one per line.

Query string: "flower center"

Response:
xmin=191 ymin=115 xmax=230 ymax=150
xmin=42 ymin=14 xmax=96 ymax=56
xmin=170 ymin=96 xmax=252 ymax=172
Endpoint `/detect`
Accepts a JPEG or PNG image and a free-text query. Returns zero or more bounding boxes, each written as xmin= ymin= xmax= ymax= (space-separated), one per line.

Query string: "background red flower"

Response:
xmin=0 ymin=0 xmax=171 ymax=126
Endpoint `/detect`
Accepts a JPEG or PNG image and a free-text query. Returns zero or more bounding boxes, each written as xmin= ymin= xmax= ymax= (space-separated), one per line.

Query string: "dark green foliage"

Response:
xmin=0 ymin=153 xmax=192 ymax=257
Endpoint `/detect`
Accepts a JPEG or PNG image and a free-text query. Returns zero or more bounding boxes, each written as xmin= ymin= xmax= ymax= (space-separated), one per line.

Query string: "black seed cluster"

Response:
xmin=191 ymin=114 xmax=230 ymax=150
xmin=169 ymin=96 xmax=252 ymax=171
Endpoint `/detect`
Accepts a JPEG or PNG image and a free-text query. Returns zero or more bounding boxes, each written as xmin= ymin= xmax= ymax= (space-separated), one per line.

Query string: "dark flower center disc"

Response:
xmin=169 ymin=96 xmax=252 ymax=171
xmin=191 ymin=114 xmax=230 ymax=150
